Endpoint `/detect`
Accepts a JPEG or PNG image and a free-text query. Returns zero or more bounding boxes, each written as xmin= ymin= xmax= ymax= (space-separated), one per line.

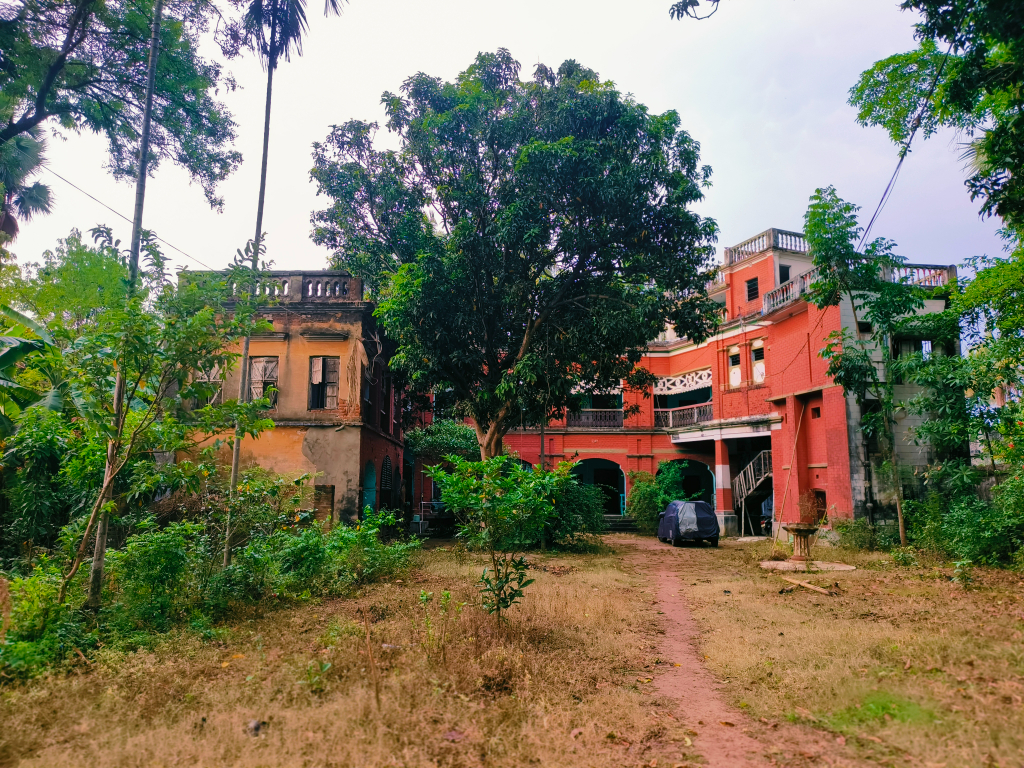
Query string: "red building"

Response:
xmin=504 ymin=228 xmax=956 ymax=536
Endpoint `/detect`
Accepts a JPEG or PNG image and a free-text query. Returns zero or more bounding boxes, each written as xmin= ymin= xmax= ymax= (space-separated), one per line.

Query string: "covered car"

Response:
xmin=657 ymin=500 xmax=720 ymax=547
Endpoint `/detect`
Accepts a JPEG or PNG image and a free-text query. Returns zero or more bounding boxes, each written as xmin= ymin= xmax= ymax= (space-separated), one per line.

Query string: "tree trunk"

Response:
xmin=86 ymin=0 xmax=163 ymax=607
xmin=227 ymin=16 xmax=278 ymax=565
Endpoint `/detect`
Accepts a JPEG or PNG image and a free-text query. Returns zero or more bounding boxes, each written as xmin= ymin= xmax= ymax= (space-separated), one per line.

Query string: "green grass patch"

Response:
xmin=820 ymin=691 xmax=936 ymax=731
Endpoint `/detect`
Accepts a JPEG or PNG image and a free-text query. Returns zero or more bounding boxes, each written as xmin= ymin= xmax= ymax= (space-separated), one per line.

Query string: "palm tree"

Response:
xmin=0 ymin=128 xmax=53 ymax=242
xmin=226 ymin=0 xmax=344 ymax=563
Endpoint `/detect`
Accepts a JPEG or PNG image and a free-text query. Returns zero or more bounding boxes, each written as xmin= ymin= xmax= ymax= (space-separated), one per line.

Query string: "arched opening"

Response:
xmin=656 ymin=459 xmax=715 ymax=506
xmin=572 ymin=458 xmax=625 ymax=516
xmin=380 ymin=456 xmax=393 ymax=509
xmin=362 ymin=461 xmax=377 ymax=513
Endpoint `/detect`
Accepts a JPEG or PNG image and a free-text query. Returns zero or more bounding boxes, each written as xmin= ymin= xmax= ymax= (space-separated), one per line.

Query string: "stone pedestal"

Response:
xmin=782 ymin=523 xmax=819 ymax=562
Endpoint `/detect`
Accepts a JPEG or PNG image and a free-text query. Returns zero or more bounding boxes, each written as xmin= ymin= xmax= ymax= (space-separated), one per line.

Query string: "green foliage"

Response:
xmin=311 ymin=50 xmax=719 ymax=456
xmin=848 ymin=2 xmax=1024 ymax=230
xmin=547 ymin=481 xmax=607 ymax=547
xmin=419 ymin=589 xmax=464 ymax=664
xmin=833 ymin=518 xmax=881 ymax=551
xmin=626 ymin=471 xmax=663 ymax=534
xmin=626 ymin=461 xmax=697 ymax=534
xmin=1 ymin=504 xmax=419 ymax=679
xmin=0 ymin=1 xmax=241 ymax=208
xmin=404 ymin=420 xmax=480 ymax=461
xmin=428 ymin=454 xmax=569 ymax=619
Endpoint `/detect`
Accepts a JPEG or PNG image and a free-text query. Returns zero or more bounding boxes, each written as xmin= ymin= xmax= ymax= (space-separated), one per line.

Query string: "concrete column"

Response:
xmin=714 ymin=439 xmax=738 ymax=536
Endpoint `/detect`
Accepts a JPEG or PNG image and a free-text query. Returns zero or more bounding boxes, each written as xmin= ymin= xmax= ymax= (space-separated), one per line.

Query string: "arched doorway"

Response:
xmin=572 ymin=458 xmax=625 ymax=516
xmin=362 ymin=461 xmax=377 ymax=513
xmin=657 ymin=459 xmax=715 ymax=505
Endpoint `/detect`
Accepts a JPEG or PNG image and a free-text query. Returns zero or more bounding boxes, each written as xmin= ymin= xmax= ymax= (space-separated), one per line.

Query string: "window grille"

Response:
xmin=746 ymin=277 xmax=759 ymax=301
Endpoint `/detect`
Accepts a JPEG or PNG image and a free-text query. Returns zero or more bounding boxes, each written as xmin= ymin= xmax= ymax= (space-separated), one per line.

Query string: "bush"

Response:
xmin=625 ymin=471 xmax=662 ymax=534
xmin=2 ymin=500 xmax=421 ymax=677
xmin=0 ymin=561 xmax=94 ymax=678
xmin=429 ymin=455 xmax=569 ymax=619
xmin=547 ymin=481 xmax=606 ymax=547
xmin=833 ymin=518 xmax=879 ymax=551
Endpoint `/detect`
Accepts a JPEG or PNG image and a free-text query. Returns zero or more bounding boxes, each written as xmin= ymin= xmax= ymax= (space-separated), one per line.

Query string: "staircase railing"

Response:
xmin=731 ymin=450 xmax=773 ymax=508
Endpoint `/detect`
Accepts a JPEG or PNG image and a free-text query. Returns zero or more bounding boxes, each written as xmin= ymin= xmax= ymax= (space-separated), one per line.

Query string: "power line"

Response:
xmin=857 ymin=36 xmax=959 ymax=250
xmin=40 ymin=166 xmax=219 ymax=272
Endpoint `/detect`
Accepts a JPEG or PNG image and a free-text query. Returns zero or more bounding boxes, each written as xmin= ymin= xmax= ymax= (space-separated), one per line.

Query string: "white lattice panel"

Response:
xmin=655 ymin=368 xmax=712 ymax=395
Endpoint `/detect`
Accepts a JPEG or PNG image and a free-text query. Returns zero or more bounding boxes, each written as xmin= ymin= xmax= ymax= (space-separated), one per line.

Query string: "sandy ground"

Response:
xmin=615 ymin=536 xmax=873 ymax=768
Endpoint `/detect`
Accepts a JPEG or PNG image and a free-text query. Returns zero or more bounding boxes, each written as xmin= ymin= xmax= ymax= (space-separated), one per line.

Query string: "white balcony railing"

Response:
xmin=654 ymin=402 xmax=714 ymax=429
xmin=761 ymin=267 xmax=820 ymax=316
xmin=761 ymin=263 xmax=951 ymax=317
xmin=565 ymin=409 xmax=624 ymax=428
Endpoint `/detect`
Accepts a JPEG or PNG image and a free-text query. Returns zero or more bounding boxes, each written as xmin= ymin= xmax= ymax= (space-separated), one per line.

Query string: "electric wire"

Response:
xmin=40 ymin=166 xmax=219 ymax=272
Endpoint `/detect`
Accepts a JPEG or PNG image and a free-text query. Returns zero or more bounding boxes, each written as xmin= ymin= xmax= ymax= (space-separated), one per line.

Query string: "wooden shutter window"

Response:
xmin=325 ymin=357 xmax=340 ymax=409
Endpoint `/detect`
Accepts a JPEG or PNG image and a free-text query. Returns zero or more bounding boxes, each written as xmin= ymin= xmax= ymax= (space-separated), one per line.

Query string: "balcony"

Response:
xmin=565 ymin=409 xmax=624 ymax=429
xmin=761 ymin=267 xmax=820 ymax=316
xmin=654 ymin=402 xmax=714 ymax=429
xmin=761 ymin=263 xmax=953 ymax=317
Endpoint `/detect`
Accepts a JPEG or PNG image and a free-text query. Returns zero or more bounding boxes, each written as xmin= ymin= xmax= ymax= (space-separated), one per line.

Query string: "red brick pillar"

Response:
xmin=715 ymin=439 xmax=733 ymax=513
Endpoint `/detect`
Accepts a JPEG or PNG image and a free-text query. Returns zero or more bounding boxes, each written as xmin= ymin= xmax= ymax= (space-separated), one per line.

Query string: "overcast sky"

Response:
xmin=11 ymin=0 xmax=1005 ymax=276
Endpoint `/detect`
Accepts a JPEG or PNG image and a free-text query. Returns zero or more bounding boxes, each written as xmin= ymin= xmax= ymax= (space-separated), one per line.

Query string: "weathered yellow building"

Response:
xmin=190 ymin=270 xmax=404 ymax=522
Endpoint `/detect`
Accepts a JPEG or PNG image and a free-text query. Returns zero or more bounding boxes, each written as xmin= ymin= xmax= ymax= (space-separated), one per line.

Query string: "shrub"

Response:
xmin=626 ymin=471 xmax=662 ymax=534
xmin=547 ymin=481 xmax=606 ymax=547
xmin=0 ymin=561 xmax=94 ymax=678
xmin=429 ymin=455 xmax=569 ymax=619
xmin=833 ymin=518 xmax=878 ymax=550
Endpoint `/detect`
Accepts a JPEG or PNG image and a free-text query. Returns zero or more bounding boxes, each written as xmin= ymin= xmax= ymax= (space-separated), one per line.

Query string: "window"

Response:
xmin=308 ymin=356 xmax=340 ymax=410
xmin=778 ymin=265 xmax=790 ymax=283
xmin=751 ymin=342 xmax=766 ymax=384
xmin=728 ymin=346 xmax=742 ymax=388
xmin=250 ymin=357 xmax=279 ymax=407
xmin=811 ymin=406 xmax=821 ymax=419
xmin=193 ymin=364 xmax=222 ymax=408
xmin=857 ymin=321 xmax=873 ymax=335
xmin=922 ymin=340 xmax=933 ymax=360
xmin=746 ymin=277 xmax=759 ymax=301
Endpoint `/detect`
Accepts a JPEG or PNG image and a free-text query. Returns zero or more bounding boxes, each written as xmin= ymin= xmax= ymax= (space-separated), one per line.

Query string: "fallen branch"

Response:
xmin=781 ymin=577 xmax=833 ymax=596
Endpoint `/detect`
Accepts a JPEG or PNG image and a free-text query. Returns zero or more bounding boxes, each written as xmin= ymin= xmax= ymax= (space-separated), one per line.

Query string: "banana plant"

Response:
xmin=0 ymin=303 xmax=61 ymax=436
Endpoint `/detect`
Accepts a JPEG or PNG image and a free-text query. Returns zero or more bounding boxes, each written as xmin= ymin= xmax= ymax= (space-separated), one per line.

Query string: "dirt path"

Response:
xmin=614 ymin=535 xmax=869 ymax=768
xmin=615 ymin=536 xmax=771 ymax=767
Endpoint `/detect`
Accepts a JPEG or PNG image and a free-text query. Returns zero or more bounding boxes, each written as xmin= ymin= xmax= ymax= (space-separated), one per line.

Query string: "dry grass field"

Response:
xmin=675 ymin=538 xmax=1024 ymax=768
xmin=0 ymin=545 xmax=697 ymax=768
xmin=2 ymin=536 xmax=1023 ymax=768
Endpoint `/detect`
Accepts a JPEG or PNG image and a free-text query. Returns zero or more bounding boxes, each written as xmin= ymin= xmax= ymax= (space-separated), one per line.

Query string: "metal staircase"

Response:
xmin=731 ymin=450 xmax=773 ymax=527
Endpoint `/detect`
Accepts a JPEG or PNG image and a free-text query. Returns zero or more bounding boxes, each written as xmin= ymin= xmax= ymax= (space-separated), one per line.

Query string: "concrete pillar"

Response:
xmin=714 ymin=439 xmax=738 ymax=536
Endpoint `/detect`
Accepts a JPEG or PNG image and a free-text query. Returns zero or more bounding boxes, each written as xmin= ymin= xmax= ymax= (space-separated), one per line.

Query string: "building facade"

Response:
xmin=504 ymin=228 xmax=956 ymax=535
xmin=190 ymin=270 xmax=403 ymax=522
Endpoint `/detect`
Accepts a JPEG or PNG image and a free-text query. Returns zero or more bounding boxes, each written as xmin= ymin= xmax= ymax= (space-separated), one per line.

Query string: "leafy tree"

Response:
xmin=8 ymin=230 xmax=129 ymax=335
xmin=804 ymin=186 xmax=931 ymax=547
xmin=0 ymin=127 xmax=51 ymax=242
xmin=226 ymin=0 xmax=344 ymax=502
xmin=312 ymin=50 xmax=719 ymax=458
xmin=51 ymin=234 xmax=273 ymax=604
xmin=848 ymin=1 xmax=1024 ymax=230
xmin=403 ymin=419 xmax=480 ymax=462
xmin=0 ymin=0 xmax=241 ymax=208
xmin=428 ymin=455 xmax=569 ymax=620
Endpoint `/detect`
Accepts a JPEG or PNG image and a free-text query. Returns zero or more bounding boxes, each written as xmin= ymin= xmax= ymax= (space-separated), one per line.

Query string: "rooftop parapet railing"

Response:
xmin=724 ymin=228 xmax=808 ymax=265
xmin=181 ymin=270 xmax=363 ymax=304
